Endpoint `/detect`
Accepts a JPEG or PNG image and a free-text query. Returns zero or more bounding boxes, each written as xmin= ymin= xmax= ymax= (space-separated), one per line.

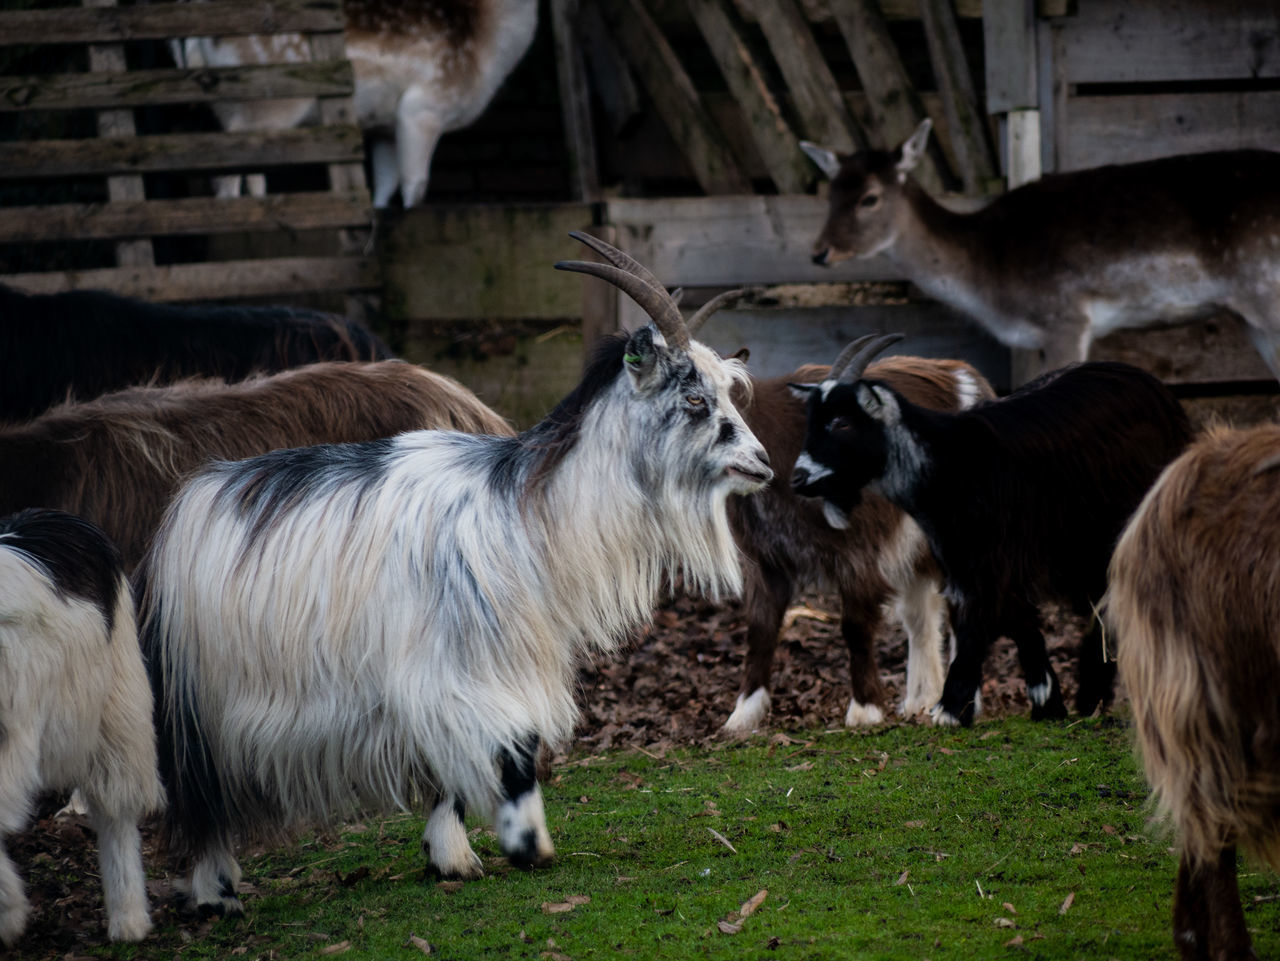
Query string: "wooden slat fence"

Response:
xmin=0 ymin=0 xmax=375 ymax=303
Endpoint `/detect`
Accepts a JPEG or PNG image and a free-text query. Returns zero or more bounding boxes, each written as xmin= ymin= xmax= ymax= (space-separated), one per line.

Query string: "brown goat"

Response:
xmin=722 ymin=354 xmax=994 ymax=733
xmin=0 ymin=360 xmax=513 ymax=571
xmin=1108 ymin=422 xmax=1280 ymax=961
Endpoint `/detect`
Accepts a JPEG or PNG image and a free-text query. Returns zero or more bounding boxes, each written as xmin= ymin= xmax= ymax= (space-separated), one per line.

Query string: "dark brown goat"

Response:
xmin=722 ymin=354 xmax=994 ymax=733
xmin=0 ymin=361 xmax=512 ymax=570
xmin=1109 ymin=422 xmax=1280 ymax=961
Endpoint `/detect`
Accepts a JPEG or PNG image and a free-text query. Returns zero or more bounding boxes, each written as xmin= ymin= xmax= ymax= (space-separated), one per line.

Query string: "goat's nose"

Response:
xmin=791 ymin=466 xmax=809 ymax=489
xmin=756 ymin=447 xmax=772 ymax=470
xmin=812 ymin=248 xmax=830 ymax=266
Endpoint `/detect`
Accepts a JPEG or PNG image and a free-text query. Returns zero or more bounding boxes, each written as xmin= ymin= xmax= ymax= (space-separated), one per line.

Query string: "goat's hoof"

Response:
xmin=844 ymin=699 xmax=885 ymax=726
xmin=195 ymin=897 xmax=244 ymax=919
xmin=107 ymin=912 xmax=153 ymax=942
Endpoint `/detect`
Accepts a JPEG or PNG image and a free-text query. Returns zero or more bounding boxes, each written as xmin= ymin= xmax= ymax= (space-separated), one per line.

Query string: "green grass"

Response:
xmin=32 ymin=717 xmax=1280 ymax=959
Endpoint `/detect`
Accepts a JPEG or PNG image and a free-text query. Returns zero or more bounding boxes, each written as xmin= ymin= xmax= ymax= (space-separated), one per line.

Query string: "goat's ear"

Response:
xmin=623 ymin=325 xmax=661 ymax=384
xmin=800 ymin=141 xmax=842 ymax=180
xmin=728 ymin=347 xmax=750 ymax=364
xmin=787 ymin=382 xmax=818 ymax=402
xmin=856 ymin=382 xmax=900 ymax=424
xmin=895 ymin=118 xmax=932 ymax=179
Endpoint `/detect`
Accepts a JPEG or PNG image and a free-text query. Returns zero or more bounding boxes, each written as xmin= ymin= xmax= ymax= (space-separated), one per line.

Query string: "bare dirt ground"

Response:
xmin=9 ymin=589 xmax=1091 ymax=957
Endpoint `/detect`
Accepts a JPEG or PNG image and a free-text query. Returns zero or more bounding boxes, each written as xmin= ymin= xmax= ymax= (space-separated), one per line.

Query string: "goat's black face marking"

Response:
xmin=792 ymin=383 xmax=888 ymax=513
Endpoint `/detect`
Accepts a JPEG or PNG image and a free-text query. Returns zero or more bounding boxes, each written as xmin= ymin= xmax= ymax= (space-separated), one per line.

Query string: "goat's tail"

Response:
xmin=1109 ymin=424 xmax=1280 ymax=870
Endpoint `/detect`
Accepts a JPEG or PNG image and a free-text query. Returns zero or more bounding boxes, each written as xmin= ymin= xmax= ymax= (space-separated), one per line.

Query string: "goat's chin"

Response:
xmin=724 ymin=466 xmax=772 ymax=495
xmin=822 ymin=501 xmax=851 ymax=529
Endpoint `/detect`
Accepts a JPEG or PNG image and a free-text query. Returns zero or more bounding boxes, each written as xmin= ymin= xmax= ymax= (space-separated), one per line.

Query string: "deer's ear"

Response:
xmin=895 ymin=118 xmax=933 ymax=178
xmin=800 ymin=141 xmax=842 ymax=180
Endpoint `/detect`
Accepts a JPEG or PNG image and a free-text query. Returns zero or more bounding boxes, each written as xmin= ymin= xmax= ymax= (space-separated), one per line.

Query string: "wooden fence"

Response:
xmin=0 ymin=0 xmax=376 ymax=305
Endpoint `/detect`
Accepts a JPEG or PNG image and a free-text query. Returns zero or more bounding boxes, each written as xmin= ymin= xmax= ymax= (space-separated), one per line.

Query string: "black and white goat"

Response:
xmin=136 ymin=232 xmax=772 ymax=914
xmin=1108 ymin=423 xmax=1280 ymax=961
xmin=0 ymin=509 xmax=162 ymax=944
xmin=791 ymin=335 xmax=1191 ymax=726
xmin=1 ymin=360 xmax=512 ymax=572
xmin=0 ymin=283 xmax=391 ymax=422
xmin=723 ymin=351 xmax=994 ymax=733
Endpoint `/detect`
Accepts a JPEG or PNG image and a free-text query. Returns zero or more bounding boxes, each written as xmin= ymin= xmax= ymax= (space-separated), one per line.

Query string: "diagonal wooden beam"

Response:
xmin=598 ymin=0 xmax=751 ymax=195
xmin=685 ymin=0 xmax=811 ymax=193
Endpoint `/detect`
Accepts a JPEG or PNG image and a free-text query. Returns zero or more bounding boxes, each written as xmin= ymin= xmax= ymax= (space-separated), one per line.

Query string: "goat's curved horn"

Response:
xmin=686 ymin=286 xmax=764 ymax=337
xmin=831 ymin=332 xmax=905 ymax=382
xmin=555 ymin=260 xmax=690 ymax=350
xmin=567 ymin=230 xmax=669 ymax=299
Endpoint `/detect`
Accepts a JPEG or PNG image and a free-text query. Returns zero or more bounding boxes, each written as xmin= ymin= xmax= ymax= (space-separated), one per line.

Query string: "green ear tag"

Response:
xmin=624 ymin=352 xmax=642 ymax=364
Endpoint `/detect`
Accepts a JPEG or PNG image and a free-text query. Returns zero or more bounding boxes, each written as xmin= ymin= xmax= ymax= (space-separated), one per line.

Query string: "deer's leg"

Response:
xmin=723 ymin=560 xmax=792 ymax=735
xmin=395 ymin=94 xmax=446 ymax=209
xmin=369 ymin=138 xmax=400 ymax=209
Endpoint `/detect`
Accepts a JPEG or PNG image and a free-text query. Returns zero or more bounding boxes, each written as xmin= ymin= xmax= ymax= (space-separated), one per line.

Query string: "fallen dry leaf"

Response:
xmin=994 ymin=917 xmax=1016 ymax=928
xmin=717 ymin=919 xmax=743 ymax=935
xmin=320 ymin=941 xmax=351 ymax=955
xmin=896 ymin=869 xmax=910 ymax=886
xmin=437 ymin=880 xmax=464 ymax=893
xmin=740 ymin=889 xmax=768 ymax=918
xmin=1060 ymin=891 xmax=1076 ymax=914
xmin=1002 ymin=902 xmax=1017 ymax=914
xmin=1004 ymin=934 xmax=1024 ymax=948
xmin=406 ymin=934 xmax=434 ymax=955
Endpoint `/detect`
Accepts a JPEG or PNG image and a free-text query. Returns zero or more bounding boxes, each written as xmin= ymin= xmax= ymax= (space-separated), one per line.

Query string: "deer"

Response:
xmin=801 ymin=120 xmax=1280 ymax=381
xmin=173 ymin=0 xmax=538 ymax=208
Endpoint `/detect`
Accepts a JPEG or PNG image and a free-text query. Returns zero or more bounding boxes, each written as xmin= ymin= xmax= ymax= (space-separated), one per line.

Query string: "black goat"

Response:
xmin=0 ymin=283 xmax=391 ymax=421
xmin=791 ymin=335 xmax=1191 ymax=725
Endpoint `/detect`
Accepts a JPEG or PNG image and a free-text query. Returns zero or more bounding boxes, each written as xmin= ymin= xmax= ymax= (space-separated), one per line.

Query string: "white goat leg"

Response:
xmin=722 ymin=687 xmax=771 ymax=735
xmin=422 ymin=798 xmax=482 ymax=880
xmin=896 ymin=575 xmax=947 ymax=716
xmin=91 ymin=807 xmax=152 ymax=941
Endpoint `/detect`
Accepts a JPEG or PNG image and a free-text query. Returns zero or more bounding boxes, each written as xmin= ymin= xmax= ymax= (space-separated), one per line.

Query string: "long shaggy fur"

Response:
xmin=0 ymin=360 xmax=512 ymax=571
xmin=137 ymin=329 xmax=771 ymax=905
xmin=724 ymin=356 xmax=993 ymax=732
xmin=1110 ymin=422 xmax=1280 ymax=870
xmin=0 ymin=283 xmax=392 ymax=422
xmin=0 ymin=509 xmax=162 ymax=944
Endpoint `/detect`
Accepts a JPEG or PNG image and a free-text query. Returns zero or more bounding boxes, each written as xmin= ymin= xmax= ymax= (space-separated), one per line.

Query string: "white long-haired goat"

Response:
xmin=137 ymin=232 xmax=773 ymax=915
xmin=0 ymin=509 xmax=162 ymax=944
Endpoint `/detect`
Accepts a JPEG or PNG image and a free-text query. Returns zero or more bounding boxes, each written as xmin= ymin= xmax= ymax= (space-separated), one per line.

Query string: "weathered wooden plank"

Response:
xmin=647 ymin=0 xmax=985 ymax=25
xmin=826 ymin=0 xmax=945 ymax=190
xmin=743 ymin=0 xmax=865 ymax=153
xmin=920 ymin=0 xmax=998 ymax=193
xmin=686 ymin=0 xmax=811 ymax=193
xmin=550 ymin=0 xmax=601 ymax=201
xmin=380 ymin=204 xmax=597 ymax=321
xmin=693 ymin=301 xmax=1012 ymax=391
xmin=597 ymin=0 xmax=751 ymax=194
xmin=983 ymin=0 xmax=1038 ymax=113
xmin=0 ymin=61 xmax=353 ymax=113
xmin=0 ymin=0 xmax=345 ymax=46
xmin=0 ymin=192 xmax=373 ymax=244
xmin=0 ymin=126 xmax=364 ymax=179
xmin=1049 ymin=0 xmax=1280 ymax=84
xmin=1091 ymin=315 xmax=1273 ymax=386
xmin=2 ymin=256 xmax=380 ymax=301
xmin=1055 ymin=91 xmax=1280 ymax=171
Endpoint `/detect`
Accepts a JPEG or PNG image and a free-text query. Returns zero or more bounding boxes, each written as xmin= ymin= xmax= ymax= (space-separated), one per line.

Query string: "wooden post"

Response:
xmin=741 ymin=0 xmax=866 ymax=154
xmin=550 ymin=0 xmax=601 ymax=201
xmin=826 ymin=0 xmax=948 ymax=191
xmin=597 ymin=0 xmax=751 ymax=195
xmin=685 ymin=0 xmax=811 ymax=193
xmin=84 ymin=0 xmax=153 ymax=268
xmin=919 ymin=0 xmax=999 ymax=194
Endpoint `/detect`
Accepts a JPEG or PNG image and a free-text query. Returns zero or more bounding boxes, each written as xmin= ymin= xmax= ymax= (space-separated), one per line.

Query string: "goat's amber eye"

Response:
xmin=686 ymin=395 xmax=705 ymax=406
xmin=829 ymin=416 xmax=852 ymax=432
xmin=859 ymin=193 xmax=880 ymax=209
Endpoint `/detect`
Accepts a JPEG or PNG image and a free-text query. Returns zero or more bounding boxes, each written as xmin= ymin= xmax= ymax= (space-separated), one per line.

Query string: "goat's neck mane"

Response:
xmin=520 ymin=333 xmax=628 ymax=490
